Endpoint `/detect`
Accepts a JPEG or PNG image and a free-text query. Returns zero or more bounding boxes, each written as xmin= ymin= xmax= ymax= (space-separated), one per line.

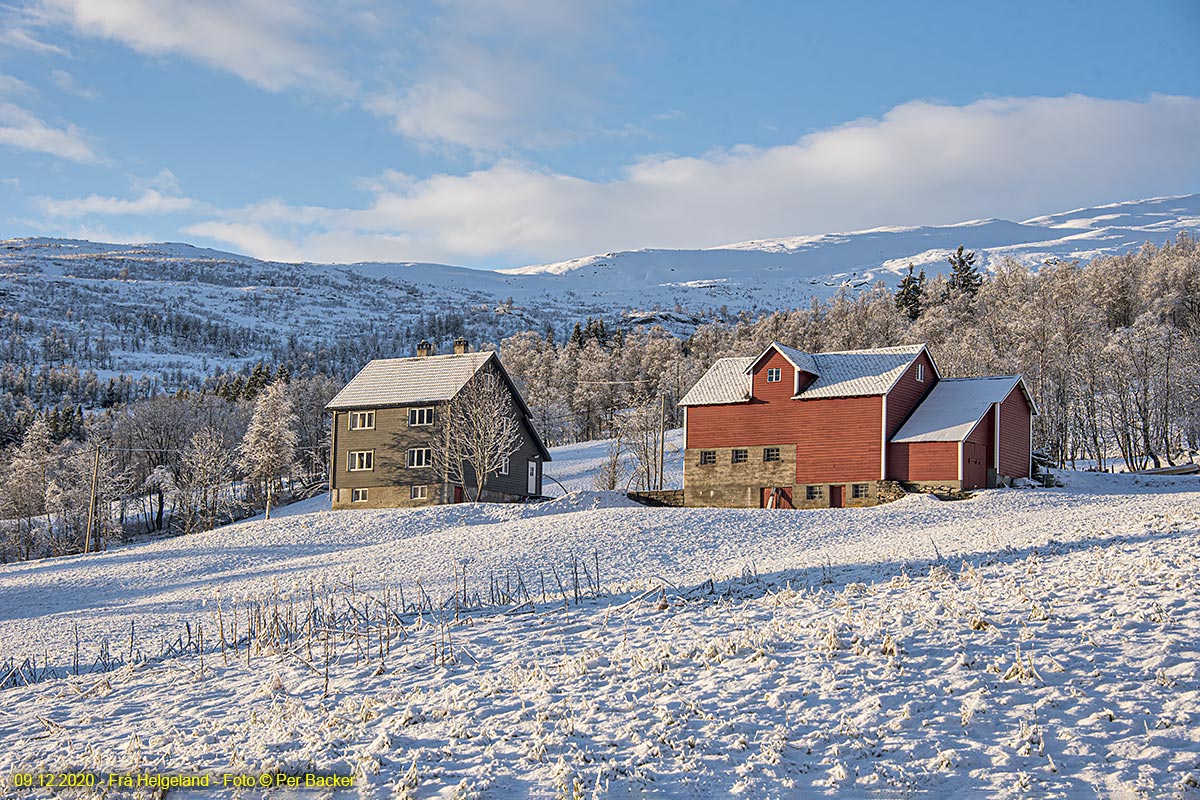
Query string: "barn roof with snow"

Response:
xmin=680 ymin=342 xmax=930 ymax=406
xmin=891 ymin=376 xmax=1037 ymax=443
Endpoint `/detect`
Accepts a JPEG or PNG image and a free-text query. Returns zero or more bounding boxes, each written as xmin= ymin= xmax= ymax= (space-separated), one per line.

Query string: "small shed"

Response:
xmin=889 ymin=376 xmax=1037 ymax=489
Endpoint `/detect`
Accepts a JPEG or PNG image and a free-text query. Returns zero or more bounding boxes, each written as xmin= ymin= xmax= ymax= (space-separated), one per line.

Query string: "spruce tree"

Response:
xmin=946 ymin=245 xmax=982 ymax=297
xmin=895 ymin=263 xmax=926 ymax=321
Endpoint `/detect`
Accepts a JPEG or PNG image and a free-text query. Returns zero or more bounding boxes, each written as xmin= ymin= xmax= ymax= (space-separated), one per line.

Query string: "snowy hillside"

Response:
xmin=1 ymin=454 xmax=1198 ymax=796
xmin=1 ymin=194 xmax=1197 ymax=389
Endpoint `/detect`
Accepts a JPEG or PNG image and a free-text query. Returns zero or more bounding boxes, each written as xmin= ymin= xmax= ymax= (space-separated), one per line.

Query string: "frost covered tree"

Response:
xmin=179 ymin=426 xmax=237 ymax=533
xmin=0 ymin=418 xmax=54 ymax=560
xmin=239 ymin=380 xmax=298 ymax=519
xmin=435 ymin=370 xmax=522 ymax=502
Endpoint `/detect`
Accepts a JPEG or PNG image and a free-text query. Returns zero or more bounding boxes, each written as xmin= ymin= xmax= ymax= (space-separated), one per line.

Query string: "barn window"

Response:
xmin=410 ymin=485 xmax=428 ymax=500
xmin=806 ymin=485 xmax=824 ymax=500
xmin=407 ymin=448 xmax=432 ymax=468
xmin=766 ymin=367 xmax=782 ymax=383
xmin=763 ymin=447 xmax=781 ymax=462
xmin=348 ymin=450 xmax=374 ymax=471
xmin=731 ymin=449 xmax=749 ymax=464
xmin=916 ymin=363 xmax=925 ymax=383
xmin=699 ymin=450 xmax=716 ymax=465
xmin=349 ymin=410 xmax=375 ymax=430
xmin=852 ymin=483 xmax=870 ymax=499
xmin=409 ymin=407 xmax=435 ymax=426
xmin=351 ymin=488 xmax=368 ymax=502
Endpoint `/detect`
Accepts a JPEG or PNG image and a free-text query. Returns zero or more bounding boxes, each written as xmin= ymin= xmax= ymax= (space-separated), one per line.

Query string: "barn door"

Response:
xmin=964 ymin=442 xmax=987 ymax=489
xmin=829 ymin=485 xmax=844 ymax=508
xmin=761 ymin=487 xmax=795 ymax=509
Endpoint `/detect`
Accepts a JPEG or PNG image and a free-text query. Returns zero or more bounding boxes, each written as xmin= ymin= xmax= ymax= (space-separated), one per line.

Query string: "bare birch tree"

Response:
xmin=436 ymin=371 xmax=522 ymax=502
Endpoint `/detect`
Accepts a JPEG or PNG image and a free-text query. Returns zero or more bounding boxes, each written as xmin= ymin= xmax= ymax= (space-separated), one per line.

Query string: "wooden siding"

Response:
xmin=686 ymin=391 xmax=884 ymax=483
xmin=998 ymin=385 xmax=1032 ymax=478
xmin=750 ymin=350 xmax=798 ymax=402
xmin=887 ymin=441 xmax=959 ymax=482
xmin=331 ymin=405 xmax=443 ymax=497
xmin=885 ymin=350 xmax=938 ymax=436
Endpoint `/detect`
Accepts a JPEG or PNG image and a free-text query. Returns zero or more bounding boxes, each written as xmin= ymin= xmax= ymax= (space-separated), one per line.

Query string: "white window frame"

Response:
xmin=410 ymin=485 xmax=428 ymax=500
xmin=852 ymin=483 xmax=870 ymax=499
xmin=766 ymin=367 xmax=782 ymax=383
xmin=408 ymin=407 xmax=435 ymax=427
xmin=351 ymin=488 xmax=368 ymax=503
xmin=348 ymin=450 xmax=374 ymax=471
xmin=348 ymin=410 xmax=375 ymax=430
xmin=731 ymin=448 xmax=749 ymax=464
xmin=806 ymin=485 xmax=824 ymax=500
xmin=407 ymin=447 xmax=432 ymax=468
xmin=916 ymin=363 xmax=925 ymax=383
xmin=498 ymin=456 xmax=510 ymax=475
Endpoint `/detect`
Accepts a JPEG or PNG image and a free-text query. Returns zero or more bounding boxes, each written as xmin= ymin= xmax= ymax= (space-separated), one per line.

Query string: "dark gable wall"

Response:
xmin=999 ymin=386 xmax=1032 ymax=478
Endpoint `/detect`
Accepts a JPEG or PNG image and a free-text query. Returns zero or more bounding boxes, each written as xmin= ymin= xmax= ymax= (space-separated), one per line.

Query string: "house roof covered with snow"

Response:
xmin=801 ymin=344 xmax=928 ymax=399
xmin=891 ymin=376 xmax=1027 ymax=443
xmin=680 ymin=343 xmax=929 ymax=406
xmin=327 ymin=351 xmax=496 ymax=409
xmin=679 ymin=356 xmax=755 ymax=406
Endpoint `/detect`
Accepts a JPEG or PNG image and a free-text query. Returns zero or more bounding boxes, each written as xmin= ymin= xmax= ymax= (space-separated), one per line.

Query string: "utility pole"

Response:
xmin=84 ymin=445 xmax=100 ymax=554
xmin=658 ymin=394 xmax=666 ymax=491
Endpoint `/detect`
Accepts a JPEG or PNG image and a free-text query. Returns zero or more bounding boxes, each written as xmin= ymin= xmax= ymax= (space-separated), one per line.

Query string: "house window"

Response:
xmin=351 ymin=488 xmax=368 ymax=503
xmin=852 ymin=483 xmax=870 ymax=499
xmin=348 ymin=450 xmax=374 ymax=471
xmin=498 ymin=456 xmax=510 ymax=475
xmin=409 ymin=407 xmax=435 ymax=426
xmin=732 ymin=449 xmax=749 ymax=464
xmin=410 ymin=485 xmax=428 ymax=500
xmin=699 ymin=450 xmax=716 ymax=465
xmin=763 ymin=447 xmax=781 ymax=462
xmin=349 ymin=410 xmax=375 ymax=430
xmin=806 ymin=485 xmax=824 ymax=501
xmin=766 ymin=367 xmax=782 ymax=383
xmin=407 ymin=448 xmax=432 ymax=468
xmin=916 ymin=363 xmax=925 ymax=383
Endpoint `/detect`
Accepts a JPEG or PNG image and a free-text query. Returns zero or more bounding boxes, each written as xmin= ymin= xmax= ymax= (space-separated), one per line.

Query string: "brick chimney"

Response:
xmin=453 ymin=336 xmax=469 ymax=355
xmin=416 ymin=339 xmax=433 ymax=357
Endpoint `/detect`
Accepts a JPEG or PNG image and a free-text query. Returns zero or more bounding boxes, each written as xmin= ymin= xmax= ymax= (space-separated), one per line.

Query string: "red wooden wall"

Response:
xmin=885 ymin=349 xmax=938 ymax=436
xmin=998 ymin=386 xmax=1032 ymax=478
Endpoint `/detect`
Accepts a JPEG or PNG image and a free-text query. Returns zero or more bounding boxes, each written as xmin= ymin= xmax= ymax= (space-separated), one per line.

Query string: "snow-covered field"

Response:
xmin=1 ymin=452 xmax=1198 ymax=797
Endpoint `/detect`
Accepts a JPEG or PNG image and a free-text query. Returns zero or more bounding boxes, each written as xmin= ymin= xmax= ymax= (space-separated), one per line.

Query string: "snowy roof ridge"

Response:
xmin=327 ymin=351 xmax=496 ymax=410
xmin=890 ymin=376 xmax=1022 ymax=443
xmin=745 ymin=342 xmax=819 ymax=376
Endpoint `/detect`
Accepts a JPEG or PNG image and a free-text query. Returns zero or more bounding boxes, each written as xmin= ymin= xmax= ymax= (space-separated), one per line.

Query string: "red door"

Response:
xmin=760 ymin=487 xmax=794 ymax=509
xmin=964 ymin=443 xmax=987 ymax=489
xmin=829 ymin=485 xmax=844 ymax=508
xmin=453 ymin=485 xmax=464 ymax=503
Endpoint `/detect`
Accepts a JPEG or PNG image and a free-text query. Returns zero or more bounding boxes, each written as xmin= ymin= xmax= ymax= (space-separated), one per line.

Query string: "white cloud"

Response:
xmin=0 ymin=101 xmax=101 ymax=163
xmin=34 ymin=0 xmax=353 ymax=93
xmin=36 ymin=169 xmax=197 ymax=216
xmin=183 ymin=95 xmax=1200 ymax=266
xmin=37 ymin=188 xmax=193 ymax=217
xmin=182 ymin=221 xmax=306 ymax=262
xmin=49 ymin=68 xmax=99 ymax=100
xmin=367 ymin=0 xmax=618 ymax=153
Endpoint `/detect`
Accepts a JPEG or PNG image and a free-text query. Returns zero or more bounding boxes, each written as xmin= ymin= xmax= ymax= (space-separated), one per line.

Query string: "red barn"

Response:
xmin=679 ymin=342 xmax=1037 ymax=508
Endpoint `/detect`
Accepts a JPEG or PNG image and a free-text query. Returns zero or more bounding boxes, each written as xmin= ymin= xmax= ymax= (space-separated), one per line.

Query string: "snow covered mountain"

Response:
xmin=1 ymin=194 xmax=1197 ymax=387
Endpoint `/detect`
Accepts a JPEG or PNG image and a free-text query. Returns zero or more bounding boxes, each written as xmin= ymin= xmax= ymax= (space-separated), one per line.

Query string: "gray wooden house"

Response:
xmin=326 ymin=338 xmax=551 ymax=509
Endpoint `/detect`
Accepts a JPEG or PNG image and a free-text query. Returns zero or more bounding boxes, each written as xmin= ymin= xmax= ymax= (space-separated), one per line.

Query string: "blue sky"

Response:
xmin=1 ymin=0 xmax=1199 ymax=267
